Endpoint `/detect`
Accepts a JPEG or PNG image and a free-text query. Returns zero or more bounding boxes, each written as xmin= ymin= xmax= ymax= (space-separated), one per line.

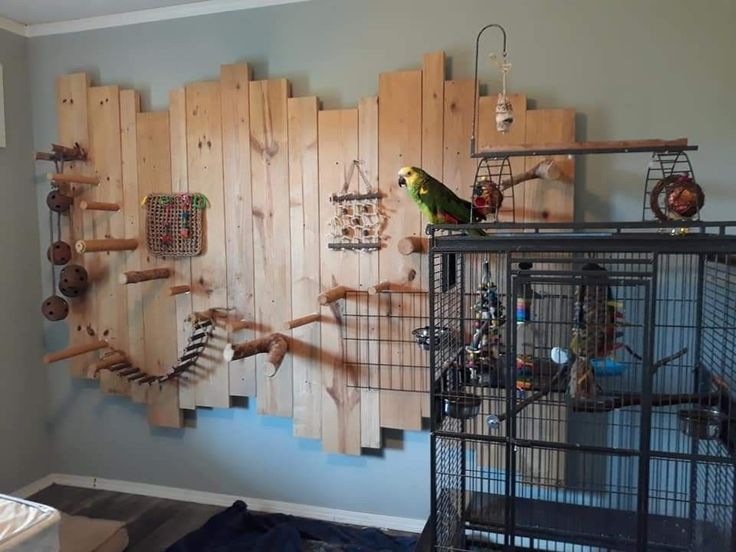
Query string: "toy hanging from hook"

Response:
xmin=489 ymin=51 xmax=513 ymax=133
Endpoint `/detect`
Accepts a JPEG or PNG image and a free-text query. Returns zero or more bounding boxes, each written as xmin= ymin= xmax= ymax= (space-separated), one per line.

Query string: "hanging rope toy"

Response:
xmin=489 ymin=52 xmax=513 ymax=132
xmin=142 ymin=192 xmax=209 ymax=257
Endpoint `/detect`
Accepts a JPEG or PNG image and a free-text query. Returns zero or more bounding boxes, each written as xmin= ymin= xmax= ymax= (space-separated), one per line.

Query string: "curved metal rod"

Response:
xmin=471 ymin=23 xmax=509 ymax=156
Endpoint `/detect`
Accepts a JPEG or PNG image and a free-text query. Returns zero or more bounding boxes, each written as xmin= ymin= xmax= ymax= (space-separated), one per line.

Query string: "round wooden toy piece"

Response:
xmin=47 ymin=241 xmax=72 ymax=265
xmin=59 ymin=264 xmax=89 ymax=298
xmin=46 ymin=190 xmax=73 ymax=213
xmin=42 ymin=295 xmax=69 ymax=321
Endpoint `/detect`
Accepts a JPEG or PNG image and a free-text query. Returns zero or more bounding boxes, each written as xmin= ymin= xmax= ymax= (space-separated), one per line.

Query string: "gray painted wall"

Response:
xmin=0 ymin=28 xmax=49 ymax=492
xmin=24 ymin=0 xmax=736 ymax=518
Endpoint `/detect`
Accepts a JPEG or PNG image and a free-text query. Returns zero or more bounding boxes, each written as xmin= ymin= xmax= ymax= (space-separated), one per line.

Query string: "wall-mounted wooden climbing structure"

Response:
xmin=43 ymin=50 xmax=576 ymax=454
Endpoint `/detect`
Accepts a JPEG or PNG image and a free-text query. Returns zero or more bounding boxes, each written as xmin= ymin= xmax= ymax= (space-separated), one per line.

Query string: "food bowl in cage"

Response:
xmin=678 ymin=407 xmax=726 ymax=440
xmin=412 ymin=325 xmax=451 ymax=351
xmin=443 ymin=392 xmax=482 ymax=420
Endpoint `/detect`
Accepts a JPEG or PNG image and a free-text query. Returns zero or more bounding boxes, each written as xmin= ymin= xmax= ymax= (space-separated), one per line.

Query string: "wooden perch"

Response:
xmin=318 ymin=285 xmax=349 ymax=305
xmin=227 ymin=319 xmax=252 ymax=332
xmin=223 ymin=333 xmax=289 ymax=377
xmin=282 ymin=313 xmax=321 ymax=330
xmin=76 ymin=238 xmax=138 ymax=253
xmin=43 ymin=339 xmax=108 ymax=365
xmin=397 ymin=236 xmax=428 ymax=255
xmin=119 ymin=268 xmax=171 ymax=285
xmin=36 ymin=143 xmax=87 ymax=162
xmin=169 ymin=285 xmax=191 ymax=296
xmin=47 ymin=172 xmax=100 ymax=186
xmin=368 ymin=281 xmax=391 ymax=295
xmin=79 ymin=200 xmax=120 ymax=212
xmin=499 ymin=159 xmax=570 ymax=190
xmin=86 ymin=351 xmax=127 ymax=377
xmin=477 ymin=138 xmax=694 ymax=158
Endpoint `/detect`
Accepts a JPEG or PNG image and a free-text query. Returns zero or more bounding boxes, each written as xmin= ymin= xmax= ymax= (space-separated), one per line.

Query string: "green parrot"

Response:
xmin=397 ymin=166 xmax=487 ymax=235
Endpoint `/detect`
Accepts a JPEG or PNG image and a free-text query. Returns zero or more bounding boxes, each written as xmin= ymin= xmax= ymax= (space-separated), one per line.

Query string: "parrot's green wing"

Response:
xmin=419 ymin=174 xmax=480 ymax=225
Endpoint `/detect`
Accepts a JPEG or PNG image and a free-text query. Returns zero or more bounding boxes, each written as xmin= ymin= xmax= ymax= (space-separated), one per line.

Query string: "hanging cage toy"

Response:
xmin=328 ymin=160 xmax=384 ymax=251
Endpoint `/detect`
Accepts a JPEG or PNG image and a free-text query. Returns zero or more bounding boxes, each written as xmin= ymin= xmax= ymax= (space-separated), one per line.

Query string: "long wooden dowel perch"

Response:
xmin=47 ymin=172 xmax=100 ymax=186
xmin=76 ymin=238 xmax=138 ymax=254
xmin=43 ymin=339 xmax=108 ymax=365
xmin=223 ymin=333 xmax=289 ymax=377
xmin=169 ymin=285 xmax=191 ymax=296
xmin=119 ymin=268 xmax=171 ymax=285
xmin=79 ymin=200 xmax=121 ymax=212
xmin=368 ymin=281 xmax=391 ymax=295
xmin=282 ymin=312 xmax=321 ymax=330
xmin=318 ymin=285 xmax=349 ymax=305
xmin=398 ymin=236 xmax=428 ymax=255
xmin=87 ymin=351 xmax=127 ymax=377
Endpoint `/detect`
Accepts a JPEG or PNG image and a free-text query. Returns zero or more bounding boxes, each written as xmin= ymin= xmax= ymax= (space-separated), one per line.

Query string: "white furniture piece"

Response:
xmin=0 ymin=493 xmax=60 ymax=552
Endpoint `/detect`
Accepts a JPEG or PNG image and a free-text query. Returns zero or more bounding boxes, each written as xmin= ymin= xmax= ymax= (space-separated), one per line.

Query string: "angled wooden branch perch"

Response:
xmin=169 ymin=285 xmax=191 ymax=296
xmin=318 ymin=285 xmax=350 ymax=305
xmin=43 ymin=340 xmax=108 ymax=364
xmin=397 ymin=236 xmax=428 ymax=255
xmin=282 ymin=313 xmax=321 ymax=330
xmin=119 ymin=268 xmax=171 ymax=284
xmin=223 ymin=333 xmax=289 ymax=377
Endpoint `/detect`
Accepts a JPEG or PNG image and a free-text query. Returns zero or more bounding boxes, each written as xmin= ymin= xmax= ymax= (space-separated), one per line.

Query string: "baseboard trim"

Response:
xmin=14 ymin=473 xmax=426 ymax=533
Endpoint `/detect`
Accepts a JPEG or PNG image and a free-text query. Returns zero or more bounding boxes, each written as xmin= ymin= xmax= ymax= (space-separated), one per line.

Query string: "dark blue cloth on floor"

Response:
xmin=166 ymin=500 xmax=417 ymax=552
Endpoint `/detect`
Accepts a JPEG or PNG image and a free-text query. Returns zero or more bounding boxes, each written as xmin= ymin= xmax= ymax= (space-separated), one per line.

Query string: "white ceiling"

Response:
xmin=0 ymin=0 xmax=202 ymax=25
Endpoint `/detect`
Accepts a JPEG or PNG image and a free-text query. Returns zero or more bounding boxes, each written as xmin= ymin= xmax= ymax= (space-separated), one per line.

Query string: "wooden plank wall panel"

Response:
xmin=477 ymin=94 xmax=528 ymax=221
xmin=169 ymin=88 xmax=195 ymax=410
xmin=443 ymin=80 xmax=477 ymax=196
xmin=358 ymin=96 xmax=381 ymax=449
xmin=220 ymin=64 xmax=256 ymax=398
xmin=56 ymin=73 xmax=95 ymax=377
xmin=135 ymin=112 xmax=181 ymax=427
xmin=87 ymin=85 xmax=128 ymax=395
xmin=249 ymin=79 xmax=293 ymax=417
xmin=186 ymin=81 xmax=230 ymax=409
xmin=119 ymin=90 xmax=145 ymax=402
xmin=377 ymin=70 xmax=423 ymax=431
xmin=523 ymin=109 xmax=575 ymax=222
xmin=288 ymin=96 xmax=321 ymax=439
xmin=318 ymin=109 xmax=361 ymax=455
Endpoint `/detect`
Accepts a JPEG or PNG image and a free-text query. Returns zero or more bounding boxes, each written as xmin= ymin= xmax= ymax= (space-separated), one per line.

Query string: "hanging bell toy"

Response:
xmin=58 ymin=264 xmax=89 ymax=298
xmin=46 ymin=189 xmax=73 ymax=213
xmin=42 ymin=295 xmax=69 ymax=321
xmin=47 ymin=240 xmax=72 ymax=265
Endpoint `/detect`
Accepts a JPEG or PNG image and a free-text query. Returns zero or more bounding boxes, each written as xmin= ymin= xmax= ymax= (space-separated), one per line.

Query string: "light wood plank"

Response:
xmin=377 ymin=70 xmax=423 ymax=431
xmin=119 ymin=90 xmax=147 ymax=403
xmin=443 ymin=79 xmax=477 ymax=196
xmin=136 ymin=111 xmax=181 ymax=427
xmin=169 ymin=87 xmax=195 ymax=410
xmin=186 ymin=81 xmax=230 ymax=409
xmin=221 ymin=64 xmax=256 ymax=398
xmin=318 ymin=109 xmax=361 ymax=454
xmin=289 ymin=96 xmax=321 ymax=439
xmin=249 ymin=79 xmax=292 ymax=416
xmin=56 ymin=73 xmax=93 ymax=377
xmin=360 ymin=388 xmax=381 ymax=449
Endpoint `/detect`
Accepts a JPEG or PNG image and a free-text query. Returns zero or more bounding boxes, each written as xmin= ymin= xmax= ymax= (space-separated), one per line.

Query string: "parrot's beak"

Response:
xmin=398 ymin=176 xmax=406 ymax=188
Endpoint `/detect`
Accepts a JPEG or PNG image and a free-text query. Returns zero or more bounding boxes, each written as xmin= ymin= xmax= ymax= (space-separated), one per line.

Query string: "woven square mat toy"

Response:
xmin=143 ymin=193 xmax=209 ymax=257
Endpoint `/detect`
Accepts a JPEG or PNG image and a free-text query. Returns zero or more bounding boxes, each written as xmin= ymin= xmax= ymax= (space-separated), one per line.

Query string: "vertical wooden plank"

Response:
xmin=249 ymin=79 xmax=292 ymax=417
xmin=477 ymin=94 xmax=528 ymax=221
xmin=288 ymin=96 xmax=321 ymax=439
xmin=56 ymin=73 xmax=93 ymax=378
xmin=119 ymin=90 xmax=146 ymax=403
xmin=319 ymin=109 xmax=361 ymax=455
xmin=136 ymin=111 xmax=181 ymax=427
xmin=169 ymin=88 xmax=195 ymax=410
xmin=523 ymin=109 xmax=575 ymax=222
xmin=358 ymin=96 xmax=381 ymax=448
xmin=221 ymin=64 xmax=256 ymax=398
xmin=443 ymin=79 xmax=477 ymax=196
xmin=378 ymin=70 xmax=423 ymax=431
xmin=87 ymin=85 xmax=128 ymax=395
xmin=186 ymin=81 xmax=230 ymax=409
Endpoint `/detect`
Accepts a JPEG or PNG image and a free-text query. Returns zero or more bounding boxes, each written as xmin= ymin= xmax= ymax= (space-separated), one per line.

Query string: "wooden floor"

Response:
xmin=29 ymin=484 xmax=224 ymax=551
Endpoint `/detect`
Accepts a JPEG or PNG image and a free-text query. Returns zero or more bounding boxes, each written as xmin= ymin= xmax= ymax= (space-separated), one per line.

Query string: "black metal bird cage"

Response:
xmin=428 ymin=220 xmax=736 ymax=551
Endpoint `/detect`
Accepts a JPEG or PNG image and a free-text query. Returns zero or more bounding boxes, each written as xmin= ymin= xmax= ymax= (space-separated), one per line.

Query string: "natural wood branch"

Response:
xmin=119 ymin=268 xmax=171 ymax=285
xmin=79 ymin=200 xmax=120 ymax=212
xmin=368 ymin=281 xmax=391 ymax=295
xmin=76 ymin=238 xmax=138 ymax=253
xmin=227 ymin=319 xmax=252 ymax=332
xmin=52 ymin=143 xmax=87 ymax=159
xmin=397 ymin=236 xmax=428 ymax=255
xmin=47 ymin=172 xmax=100 ymax=186
xmin=282 ymin=313 xmax=321 ymax=330
xmin=169 ymin=285 xmax=191 ymax=296
xmin=223 ymin=333 xmax=289 ymax=377
xmin=43 ymin=340 xmax=108 ymax=364
xmin=86 ymin=351 xmax=127 ymax=377
xmin=499 ymin=159 xmax=570 ymax=190
xmin=318 ymin=285 xmax=349 ymax=305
